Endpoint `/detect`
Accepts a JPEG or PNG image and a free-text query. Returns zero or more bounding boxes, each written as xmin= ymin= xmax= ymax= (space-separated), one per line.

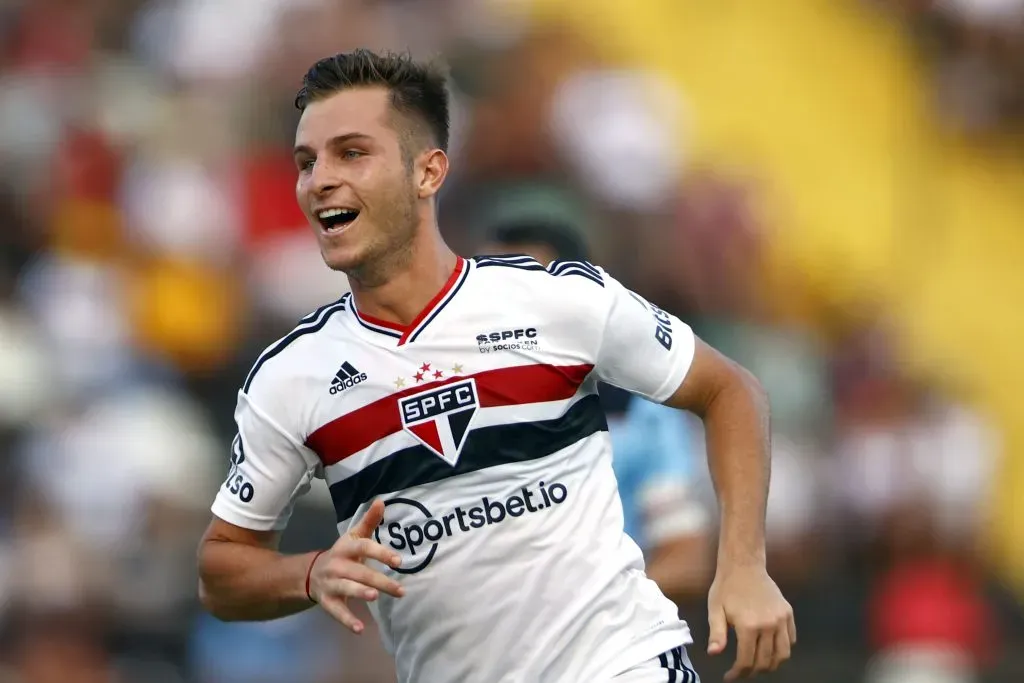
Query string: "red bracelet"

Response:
xmin=306 ymin=550 xmax=327 ymax=603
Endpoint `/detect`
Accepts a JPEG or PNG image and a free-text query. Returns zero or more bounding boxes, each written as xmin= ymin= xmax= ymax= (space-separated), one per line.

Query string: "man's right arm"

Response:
xmin=197 ymin=518 xmax=320 ymax=622
xmin=197 ymin=386 xmax=328 ymax=621
xmin=197 ymin=389 xmax=405 ymax=631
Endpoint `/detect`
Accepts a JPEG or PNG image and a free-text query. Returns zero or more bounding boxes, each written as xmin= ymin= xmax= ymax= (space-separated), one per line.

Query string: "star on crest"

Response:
xmin=413 ymin=371 xmax=425 ymax=383
xmin=394 ymin=377 xmax=406 ymax=389
xmin=420 ymin=362 xmax=431 ymax=372
xmin=433 ymin=369 xmax=444 ymax=380
xmin=452 ymin=363 xmax=464 ymax=375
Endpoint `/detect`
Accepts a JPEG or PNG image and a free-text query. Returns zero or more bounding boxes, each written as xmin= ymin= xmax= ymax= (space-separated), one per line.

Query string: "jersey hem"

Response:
xmin=605 ymin=624 xmax=693 ymax=679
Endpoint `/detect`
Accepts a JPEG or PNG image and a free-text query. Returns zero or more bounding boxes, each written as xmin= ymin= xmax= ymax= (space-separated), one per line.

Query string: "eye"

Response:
xmin=343 ymin=149 xmax=363 ymax=160
xmin=297 ymin=157 xmax=315 ymax=172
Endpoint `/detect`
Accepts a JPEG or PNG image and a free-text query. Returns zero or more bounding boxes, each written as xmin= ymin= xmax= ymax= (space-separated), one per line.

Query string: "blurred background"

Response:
xmin=0 ymin=0 xmax=1022 ymax=681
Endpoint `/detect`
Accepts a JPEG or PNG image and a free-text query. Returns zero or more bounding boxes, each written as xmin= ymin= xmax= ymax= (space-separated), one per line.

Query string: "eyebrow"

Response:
xmin=293 ymin=133 xmax=374 ymax=157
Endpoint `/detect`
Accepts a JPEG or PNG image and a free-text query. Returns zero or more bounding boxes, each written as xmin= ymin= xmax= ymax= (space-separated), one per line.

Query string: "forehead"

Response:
xmin=295 ymin=86 xmax=395 ymax=147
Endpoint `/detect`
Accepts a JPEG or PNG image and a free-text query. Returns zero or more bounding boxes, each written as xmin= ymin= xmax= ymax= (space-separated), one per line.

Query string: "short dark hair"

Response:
xmin=295 ymin=49 xmax=450 ymax=152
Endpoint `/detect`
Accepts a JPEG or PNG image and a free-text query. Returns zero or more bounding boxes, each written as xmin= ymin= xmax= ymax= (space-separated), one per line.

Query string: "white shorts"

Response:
xmin=612 ymin=646 xmax=700 ymax=682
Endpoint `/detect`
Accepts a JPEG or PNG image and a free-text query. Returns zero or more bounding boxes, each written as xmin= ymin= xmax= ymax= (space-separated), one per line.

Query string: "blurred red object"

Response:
xmin=47 ymin=128 xmax=125 ymax=261
xmin=6 ymin=0 xmax=93 ymax=72
xmin=55 ymin=128 xmax=121 ymax=202
xmin=869 ymin=559 xmax=998 ymax=666
xmin=240 ymin=151 xmax=308 ymax=249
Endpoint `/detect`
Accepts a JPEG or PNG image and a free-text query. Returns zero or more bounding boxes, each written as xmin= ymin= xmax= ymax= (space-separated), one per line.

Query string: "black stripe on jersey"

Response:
xmin=657 ymin=653 xmax=677 ymax=683
xmin=405 ymin=256 xmax=473 ymax=344
xmin=658 ymin=647 xmax=698 ymax=683
xmin=473 ymin=254 xmax=547 ymax=271
xmin=352 ymin=305 xmax=403 ymax=338
xmin=550 ymin=258 xmax=601 ymax=279
xmin=242 ymin=298 xmax=348 ymax=393
xmin=547 ymin=259 xmax=604 ymax=287
xmin=475 ymin=254 xmax=542 ymax=263
xmin=297 ymin=292 xmax=349 ymax=323
xmin=329 ymin=394 xmax=606 ymax=522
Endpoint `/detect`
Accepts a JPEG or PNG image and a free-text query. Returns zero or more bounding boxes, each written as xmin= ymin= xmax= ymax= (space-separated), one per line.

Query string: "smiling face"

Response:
xmin=294 ymin=86 xmax=421 ymax=280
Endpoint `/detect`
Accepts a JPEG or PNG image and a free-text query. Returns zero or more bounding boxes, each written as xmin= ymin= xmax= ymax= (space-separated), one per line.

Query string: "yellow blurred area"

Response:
xmin=50 ymin=199 xmax=125 ymax=262
xmin=527 ymin=0 xmax=1024 ymax=589
xmin=127 ymin=258 xmax=245 ymax=374
xmin=48 ymin=200 xmax=244 ymax=374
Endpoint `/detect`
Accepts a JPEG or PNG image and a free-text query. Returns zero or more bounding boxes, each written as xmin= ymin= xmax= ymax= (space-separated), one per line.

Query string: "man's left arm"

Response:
xmin=664 ymin=340 xmax=796 ymax=679
xmin=590 ymin=269 xmax=795 ymax=681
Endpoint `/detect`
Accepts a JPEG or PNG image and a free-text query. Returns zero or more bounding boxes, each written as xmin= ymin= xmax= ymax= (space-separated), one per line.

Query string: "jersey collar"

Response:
xmin=349 ymin=256 xmax=471 ymax=346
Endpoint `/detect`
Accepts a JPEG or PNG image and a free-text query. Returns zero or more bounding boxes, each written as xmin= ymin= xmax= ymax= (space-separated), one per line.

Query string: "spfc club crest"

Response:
xmin=398 ymin=378 xmax=479 ymax=466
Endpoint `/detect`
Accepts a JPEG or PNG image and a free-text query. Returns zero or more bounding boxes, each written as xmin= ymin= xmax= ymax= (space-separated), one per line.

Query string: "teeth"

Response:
xmin=317 ymin=208 xmax=357 ymax=219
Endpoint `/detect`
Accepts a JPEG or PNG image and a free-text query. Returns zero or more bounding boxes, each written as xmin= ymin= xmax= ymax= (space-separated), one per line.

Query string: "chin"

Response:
xmin=323 ymin=243 xmax=392 ymax=282
xmin=317 ymin=243 xmax=359 ymax=271
xmin=321 ymin=252 xmax=362 ymax=273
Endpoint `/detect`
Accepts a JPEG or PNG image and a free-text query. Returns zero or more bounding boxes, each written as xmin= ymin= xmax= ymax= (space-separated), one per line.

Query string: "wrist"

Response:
xmin=716 ymin=534 xmax=766 ymax=570
xmin=305 ymin=550 xmax=328 ymax=603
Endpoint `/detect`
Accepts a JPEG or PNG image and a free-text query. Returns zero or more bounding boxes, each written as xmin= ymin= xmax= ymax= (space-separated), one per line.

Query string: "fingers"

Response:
xmin=787 ymin=611 xmax=797 ymax=646
xmin=347 ymin=537 xmax=404 ymax=570
xmin=341 ymin=562 xmax=406 ymax=598
xmin=771 ymin=622 xmax=792 ymax=671
xmin=725 ymin=611 xmax=795 ymax=680
xmin=753 ymin=628 xmax=774 ymax=673
xmin=317 ymin=595 xmax=365 ymax=634
xmin=724 ymin=627 xmax=756 ymax=682
xmin=350 ymin=499 xmax=386 ymax=539
xmin=318 ymin=553 xmax=405 ymax=599
xmin=707 ymin=603 xmax=728 ymax=655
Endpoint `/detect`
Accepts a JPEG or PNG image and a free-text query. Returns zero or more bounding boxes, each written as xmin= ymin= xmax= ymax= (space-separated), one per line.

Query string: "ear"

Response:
xmin=416 ymin=148 xmax=449 ymax=199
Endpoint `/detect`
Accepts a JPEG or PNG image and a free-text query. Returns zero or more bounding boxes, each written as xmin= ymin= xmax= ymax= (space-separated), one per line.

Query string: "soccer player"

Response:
xmin=480 ymin=215 xmax=713 ymax=601
xmin=197 ymin=50 xmax=795 ymax=682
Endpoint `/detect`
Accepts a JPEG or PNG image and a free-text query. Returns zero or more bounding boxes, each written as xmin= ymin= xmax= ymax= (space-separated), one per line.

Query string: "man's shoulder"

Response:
xmin=467 ymin=256 xmax=611 ymax=339
xmin=242 ymin=294 xmax=352 ymax=397
xmin=470 ymin=255 xmax=608 ymax=300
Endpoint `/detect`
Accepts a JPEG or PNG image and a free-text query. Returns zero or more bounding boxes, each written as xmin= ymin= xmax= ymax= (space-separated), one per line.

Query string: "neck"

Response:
xmin=348 ymin=225 xmax=458 ymax=327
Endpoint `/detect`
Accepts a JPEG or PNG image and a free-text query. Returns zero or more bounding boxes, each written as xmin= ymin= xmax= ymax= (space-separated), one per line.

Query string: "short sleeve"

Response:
xmin=211 ymin=390 xmax=319 ymax=531
xmin=593 ymin=269 xmax=696 ymax=402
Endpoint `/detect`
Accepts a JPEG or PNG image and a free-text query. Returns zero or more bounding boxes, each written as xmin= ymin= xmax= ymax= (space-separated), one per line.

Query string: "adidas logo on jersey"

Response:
xmin=330 ymin=361 xmax=368 ymax=395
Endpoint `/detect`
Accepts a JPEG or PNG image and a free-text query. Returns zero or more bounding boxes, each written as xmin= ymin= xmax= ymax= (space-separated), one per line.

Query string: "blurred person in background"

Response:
xmin=477 ymin=188 xmax=714 ymax=602
xmin=829 ymin=323 xmax=1002 ymax=683
xmin=2 ymin=608 xmax=119 ymax=683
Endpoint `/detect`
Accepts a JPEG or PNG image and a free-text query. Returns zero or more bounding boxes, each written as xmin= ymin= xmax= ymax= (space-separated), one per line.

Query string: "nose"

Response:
xmin=310 ymin=158 xmax=341 ymax=197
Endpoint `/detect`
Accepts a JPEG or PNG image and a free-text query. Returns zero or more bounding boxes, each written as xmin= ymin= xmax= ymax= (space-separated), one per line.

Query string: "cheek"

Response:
xmin=295 ymin=177 xmax=314 ymax=214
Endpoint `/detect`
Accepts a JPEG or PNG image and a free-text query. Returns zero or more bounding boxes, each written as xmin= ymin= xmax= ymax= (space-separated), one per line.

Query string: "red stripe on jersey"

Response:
xmin=355 ymin=309 xmax=404 ymax=332
xmin=351 ymin=258 xmax=466 ymax=340
xmin=306 ymin=362 xmax=594 ymax=466
xmin=398 ymin=257 xmax=465 ymax=346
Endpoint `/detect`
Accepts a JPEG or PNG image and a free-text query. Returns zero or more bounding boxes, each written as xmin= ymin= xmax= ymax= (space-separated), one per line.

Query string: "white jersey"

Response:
xmin=212 ymin=255 xmax=697 ymax=683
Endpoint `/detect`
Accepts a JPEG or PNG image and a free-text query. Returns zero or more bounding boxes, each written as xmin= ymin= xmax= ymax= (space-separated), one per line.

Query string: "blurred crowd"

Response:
xmin=0 ymin=1 xmax=1020 ymax=682
xmin=880 ymin=0 xmax=1024 ymax=136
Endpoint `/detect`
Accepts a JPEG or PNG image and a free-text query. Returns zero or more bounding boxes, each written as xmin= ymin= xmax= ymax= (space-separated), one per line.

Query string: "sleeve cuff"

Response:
xmin=211 ymin=496 xmax=292 ymax=532
xmin=648 ymin=325 xmax=696 ymax=403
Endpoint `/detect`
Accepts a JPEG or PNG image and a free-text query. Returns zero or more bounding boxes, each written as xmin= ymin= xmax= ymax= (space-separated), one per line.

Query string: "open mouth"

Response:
xmin=317 ymin=207 xmax=360 ymax=233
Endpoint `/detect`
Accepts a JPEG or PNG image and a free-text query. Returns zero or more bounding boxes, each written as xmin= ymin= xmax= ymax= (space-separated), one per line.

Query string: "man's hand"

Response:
xmin=309 ymin=499 xmax=405 ymax=633
xmin=707 ymin=564 xmax=795 ymax=680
